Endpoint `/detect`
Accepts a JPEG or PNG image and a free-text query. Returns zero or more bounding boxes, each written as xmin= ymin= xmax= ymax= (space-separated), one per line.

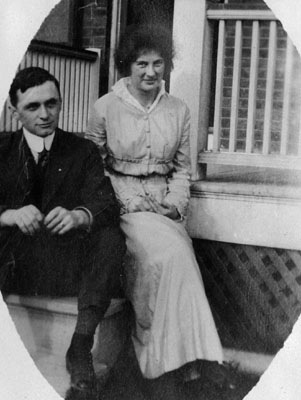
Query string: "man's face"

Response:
xmin=11 ymin=81 xmax=61 ymax=137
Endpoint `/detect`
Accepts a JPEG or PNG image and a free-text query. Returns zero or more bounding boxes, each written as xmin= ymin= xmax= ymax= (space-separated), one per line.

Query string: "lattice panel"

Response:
xmin=193 ymin=240 xmax=301 ymax=354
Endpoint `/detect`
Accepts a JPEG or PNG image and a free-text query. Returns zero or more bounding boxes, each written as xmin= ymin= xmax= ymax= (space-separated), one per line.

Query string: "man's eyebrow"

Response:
xmin=45 ymin=97 xmax=60 ymax=103
xmin=24 ymin=102 xmax=40 ymax=109
xmin=24 ymin=98 xmax=60 ymax=109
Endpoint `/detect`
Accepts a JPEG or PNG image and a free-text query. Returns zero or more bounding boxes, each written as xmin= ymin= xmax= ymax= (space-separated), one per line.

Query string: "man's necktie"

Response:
xmin=37 ymin=147 xmax=50 ymax=171
xmin=33 ymin=147 xmax=50 ymax=208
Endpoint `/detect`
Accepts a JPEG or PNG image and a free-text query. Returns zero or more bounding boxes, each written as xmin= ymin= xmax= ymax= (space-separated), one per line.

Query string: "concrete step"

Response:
xmin=5 ymin=295 xmax=131 ymax=397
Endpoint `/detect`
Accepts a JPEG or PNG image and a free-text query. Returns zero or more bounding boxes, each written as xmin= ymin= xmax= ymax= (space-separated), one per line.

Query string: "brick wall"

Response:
xmin=78 ymin=0 xmax=110 ymax=95
xmin=79 ymin=0 xmax=109 ymax=50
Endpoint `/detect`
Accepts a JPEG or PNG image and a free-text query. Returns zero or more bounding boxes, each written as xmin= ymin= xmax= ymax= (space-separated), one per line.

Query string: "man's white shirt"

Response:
xmin=23 ymin=128 xmax=55 ymax=163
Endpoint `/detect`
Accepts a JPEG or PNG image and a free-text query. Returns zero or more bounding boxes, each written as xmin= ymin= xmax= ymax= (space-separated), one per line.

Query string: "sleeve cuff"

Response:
xmin=0 ymin=206 xmax=8 ymax=216
xmin=74 ymin=207 xmax=93 ymax=231
xmin=174 ymin=207 xmax=185 ymax=222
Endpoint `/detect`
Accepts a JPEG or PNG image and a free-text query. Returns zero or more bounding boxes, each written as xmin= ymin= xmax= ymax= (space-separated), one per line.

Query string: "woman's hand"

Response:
xmin=146 ymin=195 xmax=180 ymax=220
xmin=127 ymin=196 xmax=155 ymax=213
xmin=127 ymin=195 xmax=180 ymax=220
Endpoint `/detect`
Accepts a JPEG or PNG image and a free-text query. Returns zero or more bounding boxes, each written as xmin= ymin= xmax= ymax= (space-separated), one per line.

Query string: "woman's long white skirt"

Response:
xmin=121 ymin=211 xmax=223 ymax=379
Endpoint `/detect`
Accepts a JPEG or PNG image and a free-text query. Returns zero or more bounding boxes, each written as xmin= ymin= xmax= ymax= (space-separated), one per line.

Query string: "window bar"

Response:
xmin=82 ymin=62 xmax=90 ymax=132
xmin=86 ymin=63 xmax=92 ymax=128
xmin=23 ymin=52 xmax=30 ymax=68
xmin=213 ymin=19 xmax=225 ymax=152
xmin=229 ymin=20 xmax=242 ymax=152
xmin=262 ymin=20 xmax=277 ymax=155
xmin=280 ymin=38 xmax=293 ymax=155
xmin=59 ymin=57 xmax=66 ymax=130
xmin=63 ymin=58 xmax=71 ymax=132
xmin=46 ymin=55 xmax=51 ymax=73
xmin=73 ymin=59 xmax=81 ymax=133
xmin=246 ymin=20 xmax=260 ymax=154
xmin=38 ymin=53 xmax=44 ymax=69
xmin=77 ymin=61 xmax=85 ymax=133
xmin=0 ymin=109 xmax=4 ymax=132
xmin=0 ymin=102 xmax=7 ymax=132
xmin=54 ymin=55 xmax=61 ymax=83
xmin=48 ymin=54 xmax=55 ymax=77
xmin=53 ymin=55 xmax=61 ymax=127
xmin=67 ymin=58 xmax=76 ymax=132
xmin=31 ymin=52 xmax=38 ymax=67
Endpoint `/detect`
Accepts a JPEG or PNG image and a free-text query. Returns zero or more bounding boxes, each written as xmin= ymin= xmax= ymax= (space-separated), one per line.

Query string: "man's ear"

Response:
xmin=8 ymin=101 xmax=20 ymax=121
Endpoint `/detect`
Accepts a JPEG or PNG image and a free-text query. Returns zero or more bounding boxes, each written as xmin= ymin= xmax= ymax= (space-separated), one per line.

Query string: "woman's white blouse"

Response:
xmin=85 ymin=78 xmax=191 ymax=216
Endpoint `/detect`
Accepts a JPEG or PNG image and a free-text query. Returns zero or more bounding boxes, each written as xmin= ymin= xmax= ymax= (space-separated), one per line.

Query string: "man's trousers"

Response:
xmin=0 ymin=226 xmax=126 ymax=312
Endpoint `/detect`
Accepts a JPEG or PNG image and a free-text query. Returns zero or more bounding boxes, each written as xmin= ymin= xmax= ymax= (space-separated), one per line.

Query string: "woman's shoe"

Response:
xmin=181 ymin=362 xmax=202 ymax=383
xmin=198 ymin=360 xmax=238 ymax=390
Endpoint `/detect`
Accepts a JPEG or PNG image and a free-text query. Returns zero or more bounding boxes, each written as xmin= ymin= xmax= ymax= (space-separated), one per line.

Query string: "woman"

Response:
xmin=85 ymin=24 xmax=224 ymax=381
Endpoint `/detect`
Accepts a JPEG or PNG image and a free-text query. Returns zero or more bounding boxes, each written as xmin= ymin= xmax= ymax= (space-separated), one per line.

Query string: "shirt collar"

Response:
xmin=112 ymin=77 xmax=166 ymax=113
xmin=23 ymin=128 xmax=55 ymax=153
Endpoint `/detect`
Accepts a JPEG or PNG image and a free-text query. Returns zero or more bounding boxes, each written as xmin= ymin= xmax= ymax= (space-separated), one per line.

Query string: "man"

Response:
xmin=0 ymin=67 xmax=126 ymax=399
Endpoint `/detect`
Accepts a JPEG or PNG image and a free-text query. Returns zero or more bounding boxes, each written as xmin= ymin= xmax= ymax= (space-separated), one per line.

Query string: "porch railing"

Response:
xmin=0 ymin=40 xmax=101 ymax=134
xmin=199 ymin=7 xmax=301 ymax=171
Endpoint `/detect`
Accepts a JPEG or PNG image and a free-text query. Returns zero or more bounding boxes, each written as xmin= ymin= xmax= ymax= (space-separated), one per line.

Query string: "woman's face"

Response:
xmin=129 ymin=50 xmax=165 ymax=95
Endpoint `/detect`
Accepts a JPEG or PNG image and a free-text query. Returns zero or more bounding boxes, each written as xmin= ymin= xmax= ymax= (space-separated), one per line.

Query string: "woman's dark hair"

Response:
xmin=9 ymin=67 xmax=61 ymax=107
xmin=114 ymin=24 xmax=175 ymax=76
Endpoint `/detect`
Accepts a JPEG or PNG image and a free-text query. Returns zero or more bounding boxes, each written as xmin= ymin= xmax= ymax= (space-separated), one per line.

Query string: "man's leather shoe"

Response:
xmin=66 ymin=333 xmax=97 ymax=393
xmin=65 ymin=386 xmax=97 ymax=400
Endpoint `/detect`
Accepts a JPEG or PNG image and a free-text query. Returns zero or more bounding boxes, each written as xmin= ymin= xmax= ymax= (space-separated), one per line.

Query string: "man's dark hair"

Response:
xmin=9 ymin=67 xmax=61 ymax=107
xmin=114 ymin=24 xmax=175 ymax=76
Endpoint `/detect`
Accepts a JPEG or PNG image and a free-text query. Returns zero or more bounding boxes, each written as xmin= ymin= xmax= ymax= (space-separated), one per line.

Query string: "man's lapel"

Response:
xmin=42 ymin=130 xmax=74 ymax=210
xmin=7 ymin=131 xmax=35 ymax=199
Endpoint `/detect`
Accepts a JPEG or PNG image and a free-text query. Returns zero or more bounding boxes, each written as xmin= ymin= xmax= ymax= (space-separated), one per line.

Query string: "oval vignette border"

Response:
xmin=0 ymin=3 xmax=62 ymax=400
xmin=1 ymin=0 xmax=301 ymax=399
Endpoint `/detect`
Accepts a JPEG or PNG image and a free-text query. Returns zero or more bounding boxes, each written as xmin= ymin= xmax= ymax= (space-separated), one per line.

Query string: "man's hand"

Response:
xmin=0 ymin=205 xmax=44 ymax=235
xmin=44 ymin=207 xmax=90 ymax=235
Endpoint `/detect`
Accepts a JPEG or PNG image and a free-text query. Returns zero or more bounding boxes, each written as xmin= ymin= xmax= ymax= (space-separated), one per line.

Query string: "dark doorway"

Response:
xmin=126 ymin=0 xmax=174 ymax=28
xmin=126 ymin=0 xmax=174 ymax=91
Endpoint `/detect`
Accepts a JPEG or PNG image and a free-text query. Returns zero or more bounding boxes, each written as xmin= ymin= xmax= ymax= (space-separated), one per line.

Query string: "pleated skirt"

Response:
xmin=121 ymin=211 xmax=223 ymax=379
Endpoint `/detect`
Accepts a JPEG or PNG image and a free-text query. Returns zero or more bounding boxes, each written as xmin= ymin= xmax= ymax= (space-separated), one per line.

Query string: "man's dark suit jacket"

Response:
xmin=0 ymin=128 xmax=119 ymax=227
xmin=0 ymin=129 xmax=121 ymax=295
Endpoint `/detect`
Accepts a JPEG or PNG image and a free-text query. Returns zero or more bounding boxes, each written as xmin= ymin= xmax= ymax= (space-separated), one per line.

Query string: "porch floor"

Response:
xmin=99 ymin=338 xmax=260 ymax=400
xmin=6 ymin=294 xmax=260 ymax=400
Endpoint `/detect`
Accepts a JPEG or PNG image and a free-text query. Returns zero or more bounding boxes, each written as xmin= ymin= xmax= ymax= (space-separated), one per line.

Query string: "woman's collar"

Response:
xmin=112 ymin=77 xmax=166 ymax=112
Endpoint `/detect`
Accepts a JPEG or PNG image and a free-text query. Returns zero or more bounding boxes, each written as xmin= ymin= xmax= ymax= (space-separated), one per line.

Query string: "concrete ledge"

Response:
xmin=5 ymin=294 xmax=126 ymax=318
xmin=191 ymin=180 xmax=301 ymax=201
xmin=6 ymin=296 xmax=274 ymax=376
xmin=224 ymin=348 xmax=274 ymax=376
xmin=187 ymin=182 xmax=301 ymax=250
xmin=5 ymin=294 xmax=130 ymax=397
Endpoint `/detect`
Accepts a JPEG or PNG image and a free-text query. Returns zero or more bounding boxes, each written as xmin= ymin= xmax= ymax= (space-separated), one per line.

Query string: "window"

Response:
xmin=34 ymin=0 xmax=78 ymax=47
